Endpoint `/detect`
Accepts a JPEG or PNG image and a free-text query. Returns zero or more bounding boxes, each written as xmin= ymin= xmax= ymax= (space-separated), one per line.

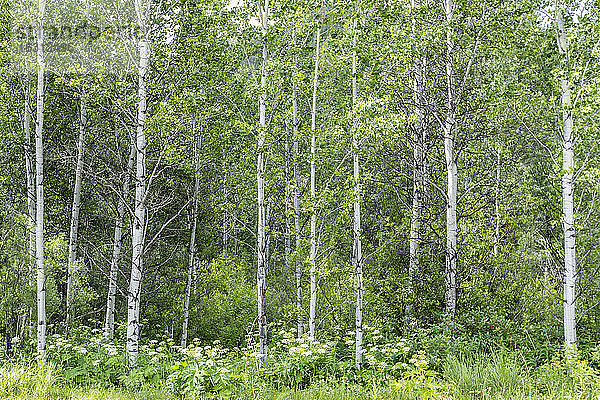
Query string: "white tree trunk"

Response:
xmin=127 ymin=31 xmax=149 ymax=367
xmin=494 ymin=142 xmax=501 ymax=258
xmin=35 ymin=0 xmax=46 ymax=360
xmin=292 ymin=30 xmax=304 ymax=339
xmin=257 ymin=0 xmax=269 ymax=368
xmin=25 ymin=83 xmax=36 ymax=264
xmin=222 ymin=150 xmax=228 ymax=256
xmin=285 ymin=123 xmax=291 ymax=280
xmin=24 ymin=79 xmax=36 ymax=337
xmin=408 ymin=0 xmax=424 ymax=325
xmin=351 ymin=19 xmax=363 ymax=369
xmin=309 ymin=26 xmax=321 ymax=342
xmin=443 ymin=0 xmax=457 ymax=320
xmin=104 ymin=135 xmax=135 ymax=339
xmin=182 ymin=119 xmax=201 ymax=348
xmin=66 ymin=97 xmax=86 ymax=334
xmin=556 ymin=3 xmax=577 ymax=360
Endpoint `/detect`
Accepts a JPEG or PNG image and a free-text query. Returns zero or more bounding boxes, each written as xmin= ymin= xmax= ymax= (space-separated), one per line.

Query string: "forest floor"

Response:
xmin=3 ymin=328 xmax=600 ymax=399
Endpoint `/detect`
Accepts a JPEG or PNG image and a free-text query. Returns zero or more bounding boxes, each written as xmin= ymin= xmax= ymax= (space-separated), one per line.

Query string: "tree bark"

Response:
xmin=181 ymin=118 xmax=201 ymax=348
xmin=35 ymin=0 xmax=46 ymax=361
xmin=443 ymin=0 xmax=457 ymax=321
xmin=292 ymin=30 xmax=304 ymax=339
xmin=66 ymin=96 xmax=86 ymax=334
xmin=104 ymin=135 xmax=135 ymax=339
xmin=494 ymin=142 xmax=501 ymax=258
xmin=351 ymin=18 xmax=363 ymax=369
xmin=407 ymin=0 xmax=425 ymax=327
xmin=256 ymin=0 xmax=269 ymax=368
xmin=24 ymin=78 xmax=36 ymax=340
xmin=285 ymin=122 xmax=291 ymax=284
xmin=309 ymin=26 xmax=321 ymax=342
xmin=222 ymin=149 xmax=228 ymax=256
xmin=127 ymin=25 xmax=149 ymax=367
xmin=556 ymin=1 xmax=577 ymax=361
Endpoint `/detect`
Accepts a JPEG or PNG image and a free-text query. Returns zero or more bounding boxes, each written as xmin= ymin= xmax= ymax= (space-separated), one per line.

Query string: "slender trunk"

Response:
xmin=66 ymin=97 xmax=86 ymax=334
xmin=443 ymin=0 xmax=457 ymax=320
xmin=256 ymin=0 xmax=269 ymax=368
xmin=292 ymin=30 xmax=304 ymax=339
xmin=35 ymin=0 xmax=46 ymax=361
xmin=223 ymin=149 xmax=228 ymax=256
xmin=407 ymin=0 xmax=424 ymax=326
xmin=352 ymin=19 xmax=363 ymax=369
xmin=24 ymin=78 xmax=36 ymax=339
xmin=127 ymin=30 xmax=149 ymax=367
xmin=182 ymin=119 xmax=201 ymax=348
xmin=556 ymin=3 xmax=577 ymax=361
xmin=104 ymin=135 xmax=135 ymax=339
xmin=309 ymin=26 xmax=321 ymax=342
xmin=285 ymin=122 xmax=291 ymax=278
xmin=494 ymin=142 xmax=501 ymax=258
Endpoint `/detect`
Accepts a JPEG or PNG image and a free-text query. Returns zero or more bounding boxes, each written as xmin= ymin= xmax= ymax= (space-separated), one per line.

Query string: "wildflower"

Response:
xmin=213 ymin=340 xmax=221 ymax=345
xmin=317 ymin=348 xmax=326 ymax=354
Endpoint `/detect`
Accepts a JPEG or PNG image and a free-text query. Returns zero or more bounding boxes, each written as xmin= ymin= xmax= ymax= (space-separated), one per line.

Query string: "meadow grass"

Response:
xmin=3 ymin=352 xmax=600 ymax=399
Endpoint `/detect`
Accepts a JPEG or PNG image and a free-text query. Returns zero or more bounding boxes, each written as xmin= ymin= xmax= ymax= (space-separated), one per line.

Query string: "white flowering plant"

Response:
xmin=45 ymin=326 xmax=125 ymax=386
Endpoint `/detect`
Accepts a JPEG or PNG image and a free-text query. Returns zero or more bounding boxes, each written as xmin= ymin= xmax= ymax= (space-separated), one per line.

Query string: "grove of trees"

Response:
xmin=2 ymin=0 xmax=600 ymax=396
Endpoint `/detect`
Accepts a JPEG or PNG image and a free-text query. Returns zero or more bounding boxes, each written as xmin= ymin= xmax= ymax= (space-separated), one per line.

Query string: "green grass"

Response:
xmin=3 ymin=352 xmax=600 ymax=400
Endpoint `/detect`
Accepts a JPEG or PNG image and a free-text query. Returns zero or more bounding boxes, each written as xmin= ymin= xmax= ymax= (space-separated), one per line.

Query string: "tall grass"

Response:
xmin=443 ymin=351 xmax=527 ymax=398
xmin=3 ymin=352 xmax=600 ymax=399
xmin=0 ymin=361 xmax=59 ymax=398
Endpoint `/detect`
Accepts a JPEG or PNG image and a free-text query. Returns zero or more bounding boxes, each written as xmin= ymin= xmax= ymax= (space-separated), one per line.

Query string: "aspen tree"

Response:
xmin=555 ymin=0 xmax=577 ymax=361
xmin=35 ymin=0 xmax=46 ymax=361
xmin=408 ymin=0 xmax=425 ymax=325
xmin=127 ymin=0 xmax=150 ymax=366
xmin=443 ymin=0 xmax=457 ymax=320
xmin=351 ymin=15 xmax=363 ymax=369
xmin=257 ymin=0 xmax=269 ymax=368
xmin=181 ymin=118 xmax=201 ymax=348
xmin=309 ymin=24 xmax=321 ymax=341
xmin=292 ymin=30 xmax=304 ymax=339
xmin=66 ymin=97 xmax=86 ymax=334
xmin=104 ymin=136 xmax=135 ymax=339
